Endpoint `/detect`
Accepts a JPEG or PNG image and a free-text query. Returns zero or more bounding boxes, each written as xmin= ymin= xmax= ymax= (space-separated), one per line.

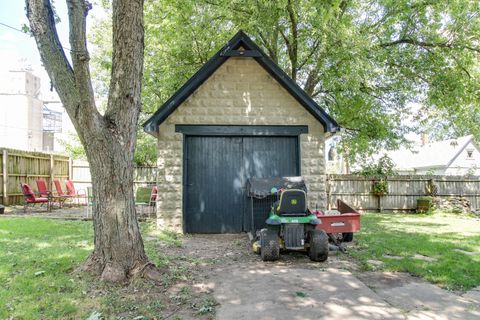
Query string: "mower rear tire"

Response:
xmin=260 ymin=229 xmax=280 ymax=261
xmin=342 ymin=232 xmax=353 ymax=242
xmin=309 ymin=229 xmax=329 ymax=262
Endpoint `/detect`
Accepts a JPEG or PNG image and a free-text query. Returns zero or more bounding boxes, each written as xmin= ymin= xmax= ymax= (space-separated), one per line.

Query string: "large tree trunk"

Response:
xmin=82 ymin=132 xmax=155 ymax=282
xmin=26 ymin=0 xmax=161 ymax=282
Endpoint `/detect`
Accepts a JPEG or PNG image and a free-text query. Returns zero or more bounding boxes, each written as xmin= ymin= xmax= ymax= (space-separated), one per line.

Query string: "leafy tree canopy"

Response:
xmin=89 ymin=0 xmax=480 ymax=165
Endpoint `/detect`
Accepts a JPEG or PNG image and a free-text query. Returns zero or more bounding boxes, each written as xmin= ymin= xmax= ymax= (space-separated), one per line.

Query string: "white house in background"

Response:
xmin=387 ymin=135 xmax=480 ymax=175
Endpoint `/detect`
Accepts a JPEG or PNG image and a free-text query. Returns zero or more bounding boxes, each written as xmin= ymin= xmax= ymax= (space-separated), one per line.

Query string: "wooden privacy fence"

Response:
xmin=6 ymin=155 xmax=479 ymax=212
xmin=0 ymin=148 xmax=70 ymax=205
xmin=71 ymin=160 xmax=157 ymax=193
xmin=327 ymin=174 xmax=480 ymax=212
xmin=0 ymin=154 xmax=157 ymax=206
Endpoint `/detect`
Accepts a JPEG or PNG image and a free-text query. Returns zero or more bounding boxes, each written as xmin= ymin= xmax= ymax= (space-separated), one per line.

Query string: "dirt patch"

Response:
xmin=162 ymin=234 xmax=255 ymax=263
xmin=79 ymin=235 xmax=247 ymax=319
xmin=161 ymin=233 xmax=361 ymax=271
xmin=366 ymin=259 xmax=384 ymax=267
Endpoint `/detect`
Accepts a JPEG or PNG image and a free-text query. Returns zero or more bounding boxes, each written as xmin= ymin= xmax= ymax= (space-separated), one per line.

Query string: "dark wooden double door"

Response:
xmin=184 ymin=136 xmax=299 ymax=233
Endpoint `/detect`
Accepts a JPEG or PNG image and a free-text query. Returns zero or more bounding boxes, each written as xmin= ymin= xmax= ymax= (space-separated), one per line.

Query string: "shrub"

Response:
xmin=357 ymin=155 xmax=397 ymax=197
xmin=416 ymin=196 xmax=433 ymax=213
xmin=358 ymin=154 xmax=397 ymax=177
xmin=372 ymin=180 xmax=388 ymax=195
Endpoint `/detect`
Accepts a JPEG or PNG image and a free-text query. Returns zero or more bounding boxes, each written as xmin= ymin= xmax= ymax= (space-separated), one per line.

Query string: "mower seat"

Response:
xmin=274 ymin=189 xmax=308 ymax=216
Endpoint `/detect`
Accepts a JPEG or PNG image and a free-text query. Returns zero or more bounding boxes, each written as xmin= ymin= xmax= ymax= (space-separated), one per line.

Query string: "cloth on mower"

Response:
xmin=247 ymin=176 xmax=307 ymax=199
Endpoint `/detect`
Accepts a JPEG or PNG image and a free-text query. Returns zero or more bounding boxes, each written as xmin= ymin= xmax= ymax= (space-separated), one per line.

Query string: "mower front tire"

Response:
xmin=260 ymin=229 xmax=280 ymax=261
xmin=309 ymin=229 xmax=329 ymax=262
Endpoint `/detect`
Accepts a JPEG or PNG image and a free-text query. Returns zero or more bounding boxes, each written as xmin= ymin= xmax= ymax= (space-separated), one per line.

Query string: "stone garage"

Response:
xmin=143 ymin=31 xmax=339 ymax=233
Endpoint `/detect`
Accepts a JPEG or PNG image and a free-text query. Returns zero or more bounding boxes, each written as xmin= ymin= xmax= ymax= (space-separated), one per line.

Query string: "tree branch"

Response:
xmin=386 ymin=61 xmax=430 ymax=84
xmin=448 ymin=52 xmax=472 ymax=79
xmin=66 ymin=0 xmax=97 ymax=118
xmin=337 ymin=0 xmax=348 ymax=20
xmin=257 ymin=30 xmax=278 ymax=63
xmin=360 ymin=84 xmax=389 ymax=106
xmin=204 ymin=0 xmax=253 ymax=15
xmin=105 ymin=0 xmax=144 ymax=148
xmin=366 ymin=1 xmax=435 ymax=31
xmin=286 ymin=0 xmax=298 ymax=81
xmin=26 ymin=0 xmax=76 ymax=105
xmin=304 ymin=67 xmax=320 ymax=96
xmin=26 ymin=0 xmax=103 ymax=142
xmin=311 ymin=88 xmax=323 ymax=98
xmin=297 ymin=37 xmax=321 ymax=70
xmin=380 ymin=38 xmax=480 ymax=53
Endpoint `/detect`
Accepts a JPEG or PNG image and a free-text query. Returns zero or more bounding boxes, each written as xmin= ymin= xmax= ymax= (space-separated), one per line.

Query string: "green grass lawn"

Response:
xmin=0 ymin=218 xmax=188 ymax=319
xmin=0 ymin=218 xmax=94 ymax=318
xmin=351 ymin=212 xmax=480 ymax=291
xmin=1 ymin=213 xmax=479 ymax=318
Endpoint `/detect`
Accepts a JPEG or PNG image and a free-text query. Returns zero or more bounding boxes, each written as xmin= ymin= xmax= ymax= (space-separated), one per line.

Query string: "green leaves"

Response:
xmin=357 ymin=154 xmax=397 ymax=177
xmin=88 ymin=0 xmax=480 ymax=165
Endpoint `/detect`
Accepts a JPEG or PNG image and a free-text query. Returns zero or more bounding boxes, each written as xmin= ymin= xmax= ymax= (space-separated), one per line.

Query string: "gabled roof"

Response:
xmin=387 ymin=135 xmax=476 ymax=169
xmin=143 ymin=30 xmax=340 ymax=135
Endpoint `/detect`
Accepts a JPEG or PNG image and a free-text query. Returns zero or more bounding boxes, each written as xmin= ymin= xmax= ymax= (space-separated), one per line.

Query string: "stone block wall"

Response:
xmin=157 ymin=57 xmax=326 ymax=231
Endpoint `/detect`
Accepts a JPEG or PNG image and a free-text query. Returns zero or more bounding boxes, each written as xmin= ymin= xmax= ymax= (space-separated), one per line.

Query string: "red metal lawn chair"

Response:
xmin=150 ymin=186 xmax=158 ymax=204
xmin=20 ymin=183 xmax=50 ymax=213
xmin=54 ymin=179 xmax=73 ymax=205
xmin=134 ymin=185 xmax=158 ymax=216
xmin=65 ymin=180 xmax=87 ymax=205
xmin=149 ymin=186 xmax=158 ymax=215
xmin=35 ymin=179 xmax=50 ymax=198
xmin=37 ymin=179 xmax=65 ymax=208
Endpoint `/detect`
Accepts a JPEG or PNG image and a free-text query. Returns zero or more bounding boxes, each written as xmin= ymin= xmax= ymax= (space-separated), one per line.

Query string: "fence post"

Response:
xmin=49 ymin=154 xmax=54 ymax=190
xmin=326 ymin=175 xmax=332 ymax=210
xmin=68 ymin=158 xmax=72 ymax=181
xmin=2 ymin=149 xmax=8 ymax=205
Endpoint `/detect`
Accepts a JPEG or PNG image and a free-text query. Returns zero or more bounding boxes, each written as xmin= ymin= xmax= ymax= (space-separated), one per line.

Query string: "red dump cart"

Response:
xmin=314 ymin=199 xmax=361 ymax=242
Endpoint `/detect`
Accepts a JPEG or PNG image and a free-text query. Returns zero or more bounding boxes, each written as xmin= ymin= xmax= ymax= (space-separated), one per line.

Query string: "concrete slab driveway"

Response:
xmin=213 ymin=263 xmax=480 ymax=320
xmin=214 ymin=264 xmax=404 ymax=320
xmin=161 ymin=234 xmax=479 ymax=320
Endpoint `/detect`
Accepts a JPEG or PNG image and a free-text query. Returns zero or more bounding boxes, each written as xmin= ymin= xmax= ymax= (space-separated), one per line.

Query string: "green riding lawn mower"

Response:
xmin=248 ymin=177 xmax=360 ymax=262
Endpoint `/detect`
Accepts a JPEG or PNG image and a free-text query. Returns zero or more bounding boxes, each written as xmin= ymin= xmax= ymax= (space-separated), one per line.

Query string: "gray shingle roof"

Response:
xmin=388 ymin=135 xmax=474 ymax=169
